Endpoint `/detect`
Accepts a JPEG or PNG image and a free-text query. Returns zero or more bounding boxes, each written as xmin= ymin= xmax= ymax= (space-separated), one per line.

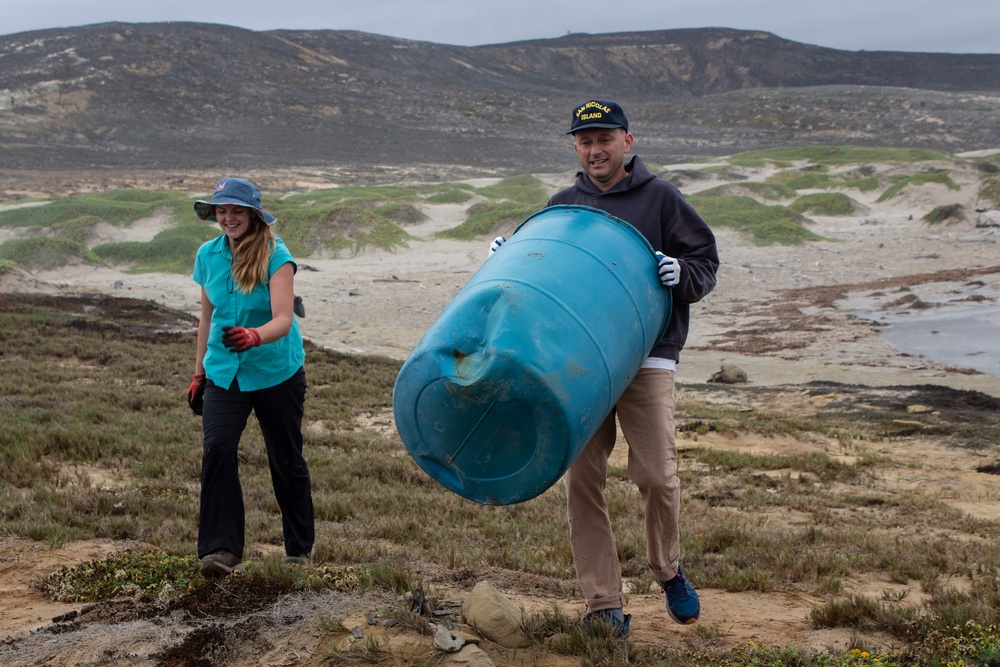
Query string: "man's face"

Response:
xmin=572 ymin=127 xmax=633 ymax=191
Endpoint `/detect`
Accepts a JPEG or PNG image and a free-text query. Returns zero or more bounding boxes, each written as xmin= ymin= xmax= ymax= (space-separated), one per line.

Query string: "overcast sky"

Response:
xmin=1 ymin=0 xmax=997 ymax=54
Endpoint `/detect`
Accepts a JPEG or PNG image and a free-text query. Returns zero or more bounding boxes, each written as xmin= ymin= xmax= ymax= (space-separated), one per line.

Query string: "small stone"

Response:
xmin=433 ymin=624 xmax=466 ymax=652
xmin=708 ymin=363 xmax=748 ymax=384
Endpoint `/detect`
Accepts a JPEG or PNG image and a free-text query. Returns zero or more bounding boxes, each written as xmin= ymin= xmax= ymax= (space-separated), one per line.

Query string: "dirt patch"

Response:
xmin=0 ymin=292 xmax=198 ymax=339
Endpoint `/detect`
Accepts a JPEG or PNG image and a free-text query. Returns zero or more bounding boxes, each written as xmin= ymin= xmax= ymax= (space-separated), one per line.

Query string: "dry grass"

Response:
xmin=2 ymin=291 xmax=1000 ymax=665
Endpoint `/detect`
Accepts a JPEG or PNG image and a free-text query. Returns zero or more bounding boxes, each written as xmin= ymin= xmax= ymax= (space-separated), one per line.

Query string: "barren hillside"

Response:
xmin=1 ymin=23 xmax=998 ymax=185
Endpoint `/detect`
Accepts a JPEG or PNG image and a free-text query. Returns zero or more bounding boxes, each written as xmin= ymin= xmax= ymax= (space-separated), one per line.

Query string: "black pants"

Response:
xmin=198 ymin=367 xmax=314 ymax=560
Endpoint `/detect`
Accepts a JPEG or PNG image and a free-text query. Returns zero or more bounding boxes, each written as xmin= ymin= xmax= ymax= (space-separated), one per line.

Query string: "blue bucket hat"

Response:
xmin=194 ymin=178 xmax=276 ymax=225
xmin=567 ymin=99 xmax=629 ymax=134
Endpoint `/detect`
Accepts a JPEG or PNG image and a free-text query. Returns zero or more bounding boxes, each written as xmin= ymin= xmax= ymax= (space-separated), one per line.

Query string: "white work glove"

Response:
xmin=655 ymin=251 xmax=681 ymax=288
xmin=488 ymin=236 xmax=506 ymax=257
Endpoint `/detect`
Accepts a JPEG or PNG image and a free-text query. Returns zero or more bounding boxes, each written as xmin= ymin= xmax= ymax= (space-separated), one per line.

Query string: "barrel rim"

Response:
xmin=514 ymin=204 xmax=657 ymax=256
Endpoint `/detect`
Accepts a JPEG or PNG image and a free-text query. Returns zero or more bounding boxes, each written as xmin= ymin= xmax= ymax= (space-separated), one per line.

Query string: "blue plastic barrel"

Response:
xmin=392 ymin=205 xmax=671 ymax=505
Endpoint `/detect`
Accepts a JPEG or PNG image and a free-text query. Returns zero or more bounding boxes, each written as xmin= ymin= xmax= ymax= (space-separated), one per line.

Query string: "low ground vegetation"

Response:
xmin=4 ymin=147 xmax=999 ymax=272
xmin=3 ymin=145 xmax=1000 ymax=664
xmin=1 ymin=291 xmax=999 ymax=665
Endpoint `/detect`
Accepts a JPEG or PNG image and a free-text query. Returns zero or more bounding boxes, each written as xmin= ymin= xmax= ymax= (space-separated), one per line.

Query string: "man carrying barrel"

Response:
xmin=491 ymin=99 xmax=719 ymax=638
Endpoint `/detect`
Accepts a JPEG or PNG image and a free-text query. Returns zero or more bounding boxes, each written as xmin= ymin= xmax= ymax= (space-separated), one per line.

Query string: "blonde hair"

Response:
xmin=230 ymin=214 xmax=276 ymax=293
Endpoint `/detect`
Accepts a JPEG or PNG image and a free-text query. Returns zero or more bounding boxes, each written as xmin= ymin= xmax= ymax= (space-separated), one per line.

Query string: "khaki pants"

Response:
xmin=564 ymin=367 xmax=680 ymax=612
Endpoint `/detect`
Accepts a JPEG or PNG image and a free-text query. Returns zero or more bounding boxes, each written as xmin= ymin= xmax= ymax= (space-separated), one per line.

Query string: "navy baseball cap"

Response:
xmin=194 ymin=178 xmax=276 ymax=225
xmin=567 ymin=100 xmax=629 ymax=134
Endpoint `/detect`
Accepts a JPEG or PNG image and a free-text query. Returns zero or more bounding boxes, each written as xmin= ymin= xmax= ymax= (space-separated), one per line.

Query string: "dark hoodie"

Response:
xmin=547 ymin=155 xmax=719 ymax=362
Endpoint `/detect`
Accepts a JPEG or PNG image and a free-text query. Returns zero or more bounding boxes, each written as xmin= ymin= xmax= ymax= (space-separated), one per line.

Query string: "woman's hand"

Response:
xmin=187 ymin=372 xmax=207 ymax=415
xmin=222 ymin=326 xmax=262 ymax=352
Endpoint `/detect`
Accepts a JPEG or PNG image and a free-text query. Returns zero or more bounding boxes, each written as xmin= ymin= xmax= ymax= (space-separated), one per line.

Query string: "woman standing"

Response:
xmin=186 ymin=178 xmax=314 ymax=577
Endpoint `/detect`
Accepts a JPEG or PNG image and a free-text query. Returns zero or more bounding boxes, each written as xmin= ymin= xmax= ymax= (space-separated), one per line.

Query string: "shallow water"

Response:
xmin=878 ymin=304 xmax=1000 ymax=374
xmin=848 ymin=283 xmax=1000 ymax=375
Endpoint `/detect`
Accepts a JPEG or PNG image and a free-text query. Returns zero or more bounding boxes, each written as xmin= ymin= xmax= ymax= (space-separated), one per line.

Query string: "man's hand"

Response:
xmin=488 ymin=236 xmax=506 ymax=257
xmin=222 ymin=326 xmax=262 ymax=352
xmin=187 ymin=372 xmax=206 ymax=415
xmin=656 ymin=252 xmax=681 ymax=288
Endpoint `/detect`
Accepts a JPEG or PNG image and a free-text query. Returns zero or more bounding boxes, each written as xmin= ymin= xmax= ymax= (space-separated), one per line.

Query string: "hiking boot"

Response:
xmin=659 ymin=564 xmax=700 ymax=624
xmin=582 ymin=607 xmax=631 ymax=639
xmin=282 ymin=551 xmax=312 ymax=566
xmin=199 ymin=550 xmax=245 ymax=578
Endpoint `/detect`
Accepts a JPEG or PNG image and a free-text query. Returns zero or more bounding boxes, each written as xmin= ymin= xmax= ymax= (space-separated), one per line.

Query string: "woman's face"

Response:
xmin=214 ymin=205 xmax=252 ymax=245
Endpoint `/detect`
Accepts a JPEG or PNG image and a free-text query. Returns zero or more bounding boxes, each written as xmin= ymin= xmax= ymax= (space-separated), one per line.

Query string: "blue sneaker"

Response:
xmin=582 ymin=608 xmax=631 ymax=639
xmin=659 ymin=564 xmax=700 ymax=624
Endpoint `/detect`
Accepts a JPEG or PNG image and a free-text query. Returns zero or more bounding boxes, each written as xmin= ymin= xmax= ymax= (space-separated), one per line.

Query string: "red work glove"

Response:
xmin=187 ymin=372 xmax=206 ymax=415
xmin=222 ymin=326 xmax=262 ymax=352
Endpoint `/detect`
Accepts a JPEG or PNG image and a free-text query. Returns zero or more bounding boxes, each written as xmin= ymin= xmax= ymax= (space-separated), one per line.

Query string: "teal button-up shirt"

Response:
xmin=193 ymin=235 xmax=305 ymax=392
